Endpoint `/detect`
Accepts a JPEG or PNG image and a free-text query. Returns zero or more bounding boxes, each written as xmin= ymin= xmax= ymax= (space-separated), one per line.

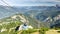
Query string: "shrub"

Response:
xmin=57 ymin=31 xmax=60 ymax=33
xmin=39 ymin=27 xmax=49 ymax=34
xmin=20 ymin=29 xmax=38 ymax=34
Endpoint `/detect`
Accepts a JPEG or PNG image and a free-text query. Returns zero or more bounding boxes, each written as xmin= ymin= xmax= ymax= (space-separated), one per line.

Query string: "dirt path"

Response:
xmin=46 ymin=29 xmax=60 ymax=34
xmin=31 ymin=32 xmax=39 ymax=34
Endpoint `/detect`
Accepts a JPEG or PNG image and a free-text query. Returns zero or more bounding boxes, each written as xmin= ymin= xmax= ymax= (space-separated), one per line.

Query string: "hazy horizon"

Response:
xmin=0 ymin=0 xmax=60 ymax=6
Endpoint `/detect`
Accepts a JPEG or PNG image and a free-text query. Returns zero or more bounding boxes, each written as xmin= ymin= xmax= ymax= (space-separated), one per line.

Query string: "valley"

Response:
xmin=0 ymin=5 xmax=60 ymax=34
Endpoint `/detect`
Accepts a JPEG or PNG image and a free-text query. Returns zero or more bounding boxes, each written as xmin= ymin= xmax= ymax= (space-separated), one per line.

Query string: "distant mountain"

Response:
xmin=24 ymin=6 xmax=60 ymax=28
xmin=0 ymin=5 xmax=60 ymax=19
xmin=0 ymin=5 xmax=29 ymax=19
xmin=0 ymin=5 xmax=60 ymax=28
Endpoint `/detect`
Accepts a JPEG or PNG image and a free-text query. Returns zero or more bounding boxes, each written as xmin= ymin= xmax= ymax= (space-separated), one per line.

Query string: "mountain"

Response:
xmin=0 ymin=5 xmax=59 ymax=19
xmin=24 ymin=6 xmax=60 ymax=28
xmin=0 ymin=5 xmax=29 ymax=19
xmin=0 ymin=14 xmax=38 ymax=28
xmin=0 ymin=5 xmax=60 ymax=28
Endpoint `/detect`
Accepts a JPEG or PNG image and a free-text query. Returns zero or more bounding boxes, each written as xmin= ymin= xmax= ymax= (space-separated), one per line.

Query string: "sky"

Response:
xmin=0 ymin=0 xmax=60 ymax=6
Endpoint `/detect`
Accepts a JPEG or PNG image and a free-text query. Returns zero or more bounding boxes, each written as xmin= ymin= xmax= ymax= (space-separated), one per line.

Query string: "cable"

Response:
xmin=0 ymin=0 xmax=10 ymax=6
xmin=0 ymin=0 xmax=28 ymax=24
xmin=0 ymin=0 xmax=19 ymax=13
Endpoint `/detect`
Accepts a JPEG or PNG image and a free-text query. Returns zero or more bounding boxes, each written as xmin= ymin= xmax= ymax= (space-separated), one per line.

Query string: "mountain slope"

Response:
xmin=24 ymin=6 xmax=60 ymax=28
xmin=0 ymin=5 xmax=60 ymax=28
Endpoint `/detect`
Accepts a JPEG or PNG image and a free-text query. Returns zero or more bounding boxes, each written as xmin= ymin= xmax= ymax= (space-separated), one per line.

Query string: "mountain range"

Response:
xmin=0 ymin=5 xmax=60 ymax=28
